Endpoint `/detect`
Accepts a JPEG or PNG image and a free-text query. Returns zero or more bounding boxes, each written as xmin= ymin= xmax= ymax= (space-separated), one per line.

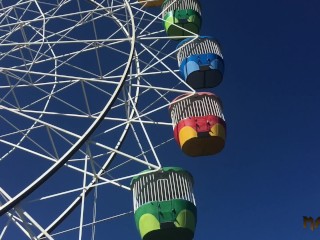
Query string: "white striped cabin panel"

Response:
xmin=170 ymin=95 xmax=225 ymax=126
xmin=132 ymin=172 xmax=195 ymax=211
xmin=162 ymin=0 xmax=201 ymax=18
xmin=177 ymin=38 xmax=223 ymax=65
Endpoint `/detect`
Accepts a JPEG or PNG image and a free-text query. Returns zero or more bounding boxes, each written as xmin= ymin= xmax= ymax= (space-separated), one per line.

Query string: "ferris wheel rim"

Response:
xmin=0 ymin=0 xmax=137 ymax=217
xmin=36 ymin=48 xmax=145 ymax=238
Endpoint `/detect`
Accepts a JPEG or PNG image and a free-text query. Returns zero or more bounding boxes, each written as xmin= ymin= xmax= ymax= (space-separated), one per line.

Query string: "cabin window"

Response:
xmin=177 ymin=38 xmax=223 ymax=65
xmin=162 ymin=0 xmax=201 ymax=18
xmin=132 ymin=172 xmax=195 ymax=211
xmin=170 ymin=94 xmax=225 ymax=126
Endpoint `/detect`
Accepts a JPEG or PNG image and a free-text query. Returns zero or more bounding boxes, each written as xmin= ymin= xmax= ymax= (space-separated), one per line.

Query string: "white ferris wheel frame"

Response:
xmin=0 ymin=0 xmax=199 ymax=239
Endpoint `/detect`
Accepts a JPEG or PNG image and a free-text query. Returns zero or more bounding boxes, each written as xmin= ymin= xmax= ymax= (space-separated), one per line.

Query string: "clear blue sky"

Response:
xmin=2 ymin=0 xmax=320 ymax=239
xmin=192 ymin=0 xmax=320 ymax=239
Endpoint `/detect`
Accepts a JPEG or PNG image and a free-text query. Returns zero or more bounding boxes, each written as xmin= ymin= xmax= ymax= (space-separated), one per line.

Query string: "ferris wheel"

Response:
xmin=0 ymin=0 xmax=226 ymax=239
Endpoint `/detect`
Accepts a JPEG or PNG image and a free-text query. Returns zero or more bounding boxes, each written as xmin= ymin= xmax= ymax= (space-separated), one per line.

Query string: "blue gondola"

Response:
xmin=176 ymin=36 xmax=224 ymax=89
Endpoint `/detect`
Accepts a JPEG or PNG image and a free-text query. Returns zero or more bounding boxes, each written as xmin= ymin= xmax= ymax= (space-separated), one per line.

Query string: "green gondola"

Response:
xmin=131 ymin=167 xmax=197 ymax=240
xmin=162 ymin=0 xmax=202 ymax=38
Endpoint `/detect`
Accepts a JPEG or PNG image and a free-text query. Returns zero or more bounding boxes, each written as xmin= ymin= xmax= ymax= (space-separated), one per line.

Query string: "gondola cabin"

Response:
xmin=169 ymin=92 xmax=226 ymax=157
xmin=138 ymin=0 xmax=164 ymax=7
xmin=177 ymin=36 xmax=224 ymax=89
xmin=131 ymin=167 xmax=197 ymax=240
xmin=162 ymin=0 xmax=201 ymax=38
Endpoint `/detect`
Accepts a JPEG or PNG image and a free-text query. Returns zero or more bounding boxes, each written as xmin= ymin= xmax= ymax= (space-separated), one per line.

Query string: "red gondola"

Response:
xmin=169 ymin=92 xmax=226 ymax=157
